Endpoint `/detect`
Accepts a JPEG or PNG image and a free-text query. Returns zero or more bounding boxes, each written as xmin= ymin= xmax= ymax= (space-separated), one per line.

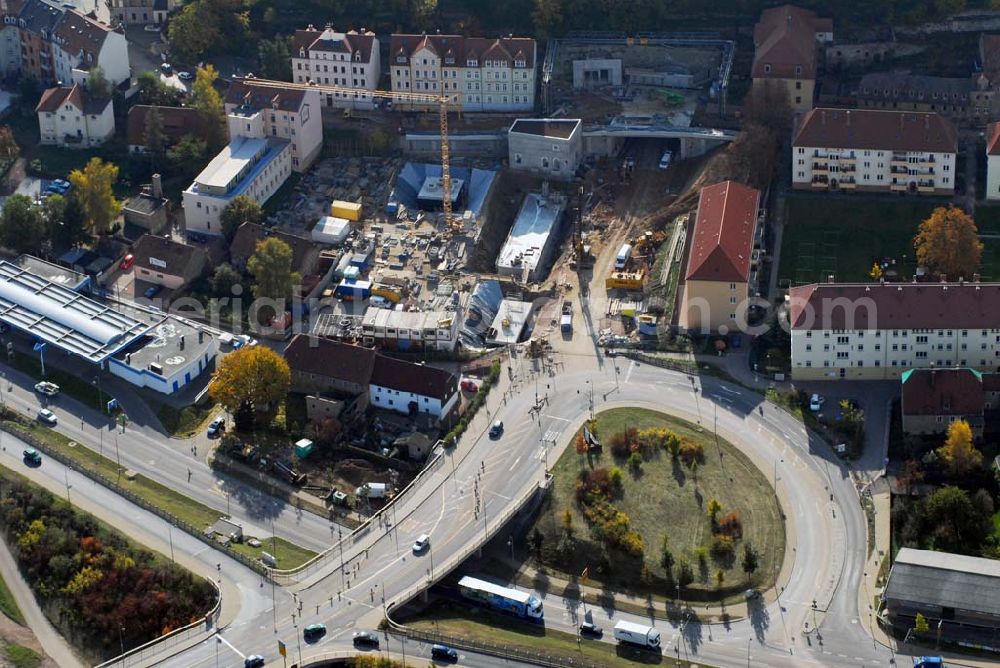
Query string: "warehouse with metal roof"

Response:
xmin=881 ymin=547 xmax=1000 ymax=634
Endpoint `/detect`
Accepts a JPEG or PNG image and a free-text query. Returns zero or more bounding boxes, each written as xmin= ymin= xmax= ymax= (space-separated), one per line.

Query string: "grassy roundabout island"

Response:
xmin=527 ymin=407 xmax=785 ymax=603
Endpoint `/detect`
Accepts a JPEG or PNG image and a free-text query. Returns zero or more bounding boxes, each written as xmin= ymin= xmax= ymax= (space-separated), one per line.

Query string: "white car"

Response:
xmin=143 ymin=24 xmax=161 ymax=32
xmin=809 ymin=394 xmax=825 ymax=412
xmin=34 ymin=381 xmax=60 ymax=397
xmin=412 ymin=534 xmax=430 ymax=553
xmin=37 ymin=409 xmax=57 ymax=426
xmin=658 ymin=150 xmax=673 ymax=170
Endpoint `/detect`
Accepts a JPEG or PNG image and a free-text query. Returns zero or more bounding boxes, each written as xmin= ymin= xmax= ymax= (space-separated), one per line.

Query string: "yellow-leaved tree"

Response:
xmin=936 ymin=419 xmax=983 ymax=477
xmin=913 ymin=206 xmax=983 ymax=280
xmin=209 ymin=345 xmax=290 ymax=429
xmin=68 ymin=157 xmax=121 ymax=235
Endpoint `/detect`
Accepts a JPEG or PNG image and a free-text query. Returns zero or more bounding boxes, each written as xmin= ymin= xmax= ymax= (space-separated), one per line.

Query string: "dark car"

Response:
xmin=22 ymin=449 xmax=41 ymax=467
xmin=431 ymin=644 xmax=458 ymax=661
xmin=143 ymin=285 xmax=161 ymax=299
xmin=303 ymin=623 xmax=326 ymax=642
xmin=352 ymin=630 xmax=379 ymax=648
xmin=579 ymin=621 xmax=603 ymax=637
xmin=244 ymin=656 xmax=265 ymax=668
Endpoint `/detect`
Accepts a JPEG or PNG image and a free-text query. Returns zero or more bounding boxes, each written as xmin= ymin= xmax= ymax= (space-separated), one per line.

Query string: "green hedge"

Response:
xmin=443 ymin=360 xmax=501 ymax=447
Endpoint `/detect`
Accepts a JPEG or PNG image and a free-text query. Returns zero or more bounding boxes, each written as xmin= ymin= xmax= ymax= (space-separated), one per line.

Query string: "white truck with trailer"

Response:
xmin=613 ymin=619 xmax=661 ymax=650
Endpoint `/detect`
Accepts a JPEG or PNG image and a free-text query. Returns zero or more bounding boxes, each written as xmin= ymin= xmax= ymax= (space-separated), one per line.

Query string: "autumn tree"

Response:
xmin=924 ymin=485 xmax=994 ymax=553
xmin=0 ymin=194 xmax=45 ymax=253
xmin=220 ymin=195 xmax=264 ymax=242
xmin=913 ymin=206 xmax=983 ymax=280
xmin=189 ymin=64 xmax=226 ymax=149
xmin=914 ymin=612 xmax=930 ymax=635
xmin=707 ymin=498 xmax=722 ymax=525
xmin=936 ymin=419 xmax=983 ymax=477
xmin=143 ymin=105 xmax=167 ymax=164
xmin=247 ymin=237 xmax=300 ymax=324
xmin=258 ymin=35 xmax=292 ymax=81
xmin=209 ymin=345 xmax=290 ymax=428
xmin=211 ymin=263 xmax=240 ymax=296
xmin=533 ymin=0 xmax=564 ymax=38
xmin=68 ymin=158 xmax=122 ymax=235
xmin=168 ymin=1 xmax=220 ymax=63
xmin=136 ymin=71 xmax=182 ymax=106
xmin=869 ymin=262 xmax=883 ymax=281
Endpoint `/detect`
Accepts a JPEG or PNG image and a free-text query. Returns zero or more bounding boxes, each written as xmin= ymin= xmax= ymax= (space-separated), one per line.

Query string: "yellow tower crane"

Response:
xmin=231 ymin=77 xmax=459 ymax=232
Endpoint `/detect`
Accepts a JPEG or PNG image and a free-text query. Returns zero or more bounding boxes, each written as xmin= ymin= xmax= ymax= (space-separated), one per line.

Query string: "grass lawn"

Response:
xmin=993 ymin=511 xmax=1000 ymax=545
xmin=156 ymin=402 xmax=220 ymax=438
xmin=975 ymin=204 xmax=1000 ymax=235
xmin=1 ymin=415 xmax=318 ymax=568
xmin=978 ymin=237 xmax=1000 ymax=282
xmin=2 ymin=643 xmax=41 ymax=668
xmin=529 ymin=408 xmax=784 ymax=602
xmin=400 ymin=602 xmax=699 ymax=668
xmin=0 ymin=571 xmax=25 ymax=626
xmin=778 ymin=196 xmax=937 ymax=286
xmin=229 ymin=535 xmax=316 ymax=570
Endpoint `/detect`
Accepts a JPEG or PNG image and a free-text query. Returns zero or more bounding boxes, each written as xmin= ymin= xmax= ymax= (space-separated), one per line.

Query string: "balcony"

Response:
xmin=839 ymin=180 xmax=857 ymax=190
xmin=917 ymin=182 xmax=935 ymax=193
xmin=890 ymin=183 xmax=907 ymax=192
xmin=812 ymin=162 xmax=830 ymax=174
xmin=811 ymin=180 xmax=829 ymax=189
xmin=890 ymin=154 xmax=909 ymax=167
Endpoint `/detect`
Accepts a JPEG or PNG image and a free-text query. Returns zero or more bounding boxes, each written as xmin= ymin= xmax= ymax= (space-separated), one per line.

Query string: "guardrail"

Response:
xmin=93 ymin=579 xmax=222 ymax=668
xmin=0 ymin=420 xmax=269 ymax=580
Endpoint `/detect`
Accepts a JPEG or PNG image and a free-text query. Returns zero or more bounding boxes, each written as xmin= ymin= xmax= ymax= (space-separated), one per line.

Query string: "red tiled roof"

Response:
xmin=127 ymin=105 xmax=206 ymax=147
xmin=793 ymin=108 xmax=958 ymax=154
xmin=685 ymin=181 xmax=761 ymax=283
xmin=788 ymin=282 xmax=1000 ymax=330
xmin=390 ymin=34 xmax=535 ymax=68
xmin=370 ymin=355 xmax=457 ymax=401
xmin=901 ymin=368 xmax=984 ymax=418
xmin=35 ymin=83 xmax=108 ymax=115
xmin=752 ymin=4 xmax=826 ymax=80
xmin=988 ymin=122 xmax=1000 ymax=156
xmin=292 ymin=26 xmax=376 ymax=63
xmin=981 ymin=34 xmax=1000 ymax=82
xmin=285 ymin=334 xmax=376 ymax=386
xmin=230 ymin=222 xmax=318 ymax=277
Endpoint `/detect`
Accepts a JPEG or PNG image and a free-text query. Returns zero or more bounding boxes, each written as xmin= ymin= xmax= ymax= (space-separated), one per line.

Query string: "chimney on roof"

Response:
xmin=152 ymin=173 xmax=162 ymax=199
xmin=974 ymin=273 xmax=981 ymax=283
xmin=846 ymin=110 xmax=851 ymax=126
xmin=307 ymin=24 xmax=314 ymax=30
xmin=179 ymin=335 xmax=185 ymax=350
xmin=827 ymin=274 xmax=834 ymax=283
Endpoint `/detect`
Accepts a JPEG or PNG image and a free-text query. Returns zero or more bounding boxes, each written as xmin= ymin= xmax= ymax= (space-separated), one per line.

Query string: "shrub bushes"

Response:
xmin=717 ymin=511 xmax=743 ymax=540
xmin=679 ymin=440 xmax=705 ymax=467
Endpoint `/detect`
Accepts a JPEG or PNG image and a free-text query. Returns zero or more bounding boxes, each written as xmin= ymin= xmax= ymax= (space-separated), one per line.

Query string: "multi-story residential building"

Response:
xmin=14 ymin=0 xmax=127 ymax=86
xmin=110 ymin=0 xmax=178 ymax=25
xmin=856 ymin=72 xmax=995 ymax=126
xmin=182 ymin=135 xmax=291 ymax=236
xmin=788 ymin=280 xmax=1000 ymax=381
xmin=389 ymin=33 xmax=536 ymax=112
xmin=291 ymin=24 xmax=379 ymax=108
xmin=986 ymin=122 xmax=1000 ymax=201
xmin=51 ymin=8 xmax=128 ymax=86
xmin=224 ymin=79 xmax=322 ymax=172
xmin=752 ymin=4 xmax=832 ymax=113
xmin=679 ymin=181 xmax=763 ymax=334
xmin=507 ymin=118 xmax=582 ymax=180
xmin=792 ymin=108 xmax=957 ymax=195
xmin=36 ymin=82 xmax=113 ymax=147
xmin=0 ymin=1 xmax=24 ymax=77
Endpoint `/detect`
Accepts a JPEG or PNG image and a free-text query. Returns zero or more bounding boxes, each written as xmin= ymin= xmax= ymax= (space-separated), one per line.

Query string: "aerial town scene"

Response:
xmin=0 ymin=0 xmax=996 ymax=667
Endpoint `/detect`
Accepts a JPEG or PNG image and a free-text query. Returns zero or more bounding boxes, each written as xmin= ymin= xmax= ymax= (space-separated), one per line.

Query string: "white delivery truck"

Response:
xmin=613 ymin=619 xmax=661 ymax=650
xmin=615 ymin=243 xmax=632 ymax=270
xmin=355 ymin=482 xmax=388 ymax=499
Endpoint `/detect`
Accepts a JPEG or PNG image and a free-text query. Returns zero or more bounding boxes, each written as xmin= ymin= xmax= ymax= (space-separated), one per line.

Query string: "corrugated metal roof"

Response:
xmin=885 ymin=548 xmax=1000 ymax=617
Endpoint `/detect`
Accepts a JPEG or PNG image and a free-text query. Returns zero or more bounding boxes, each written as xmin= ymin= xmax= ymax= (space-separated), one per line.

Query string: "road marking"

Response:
xmin=543 ymin=429 xmax=561 ymax=442
xmin=624 ymin=360 xmax=635 ymax=384
xmin=718 ymin=384 xmax=740 ymax=395
xmin=216 ymin=633 xmax=244 ymax=659
xmin=507 ymin=456 xmax=521 ymax=472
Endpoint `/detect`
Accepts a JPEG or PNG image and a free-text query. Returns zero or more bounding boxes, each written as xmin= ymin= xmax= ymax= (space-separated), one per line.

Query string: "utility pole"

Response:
xmin=63 ymin=468 xmax=71 ymax=505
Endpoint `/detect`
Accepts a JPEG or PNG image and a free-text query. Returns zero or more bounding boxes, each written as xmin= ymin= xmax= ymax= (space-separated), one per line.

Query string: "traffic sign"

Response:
xmin=277 ymin=640 xmax=286 ymax=657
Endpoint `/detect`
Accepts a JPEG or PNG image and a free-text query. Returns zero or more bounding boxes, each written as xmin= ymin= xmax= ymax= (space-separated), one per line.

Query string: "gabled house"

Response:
xmin=36 ymin=82 xmax=112 ymax=147
xmin=986 ymin=122 xmax=1000 ymax=201
xmin=900 ymin=367 xmax=985 ymax=438
xmin=224 ymin=80 xmax=322 ymax=172
xmin=51 ymin=8 xmax=128 ymax=87
xmin=130 ymin=234 xmax=207 ymax=291
xmin=678 ymin=181 xmax=762 ymax=334
xmin=291 ymin=24 xmax=379 ymax=108
xmin=127 ymin=105 xmax=206 ymax=154
xmin=752 ymin=4 xmax=832 ymax=112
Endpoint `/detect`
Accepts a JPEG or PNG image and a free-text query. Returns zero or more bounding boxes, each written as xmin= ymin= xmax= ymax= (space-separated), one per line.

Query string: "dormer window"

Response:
xmin=794 ymin=65 xmax=802 ymax=76
xmin=396 ymin=55 xmax=406 ymax=64
xmin=515 ymin=59 xmax=526 ymax=68
xmin=764 ymin=63 xmax=771 ymax=73
xmin=445 ymin=56 xmax=454 ymax=65
xmin=299 ymin=48 xmax=305 ymax=57
xmin=354 ymin=50 xmax=361 ymax=62
xmin=467 ymin=59 xmax=478 ymax=67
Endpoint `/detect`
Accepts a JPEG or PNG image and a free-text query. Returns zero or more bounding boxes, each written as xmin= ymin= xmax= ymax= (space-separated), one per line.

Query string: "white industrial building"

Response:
xmin=311 ymin=216 xmax=351 ymax=245
xmin=182 ymin=135 xmax=292 ymax=236
xmin=496 ymin=193 xmax=565 ymax=283
xmin=361 ymin=308 xmax=460 ymax=352
xmin=0 ymin=258 xmax=216 ymax=395
xmin=508 ymin=118 xmax=582 ymax=181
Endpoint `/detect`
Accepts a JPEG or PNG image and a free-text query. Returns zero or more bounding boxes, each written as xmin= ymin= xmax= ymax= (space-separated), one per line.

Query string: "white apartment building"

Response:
xmin=291 ymin=24 xmax=379 ymax=108
xmin=369 ymin=354 xmax=458 ymax=419
xmin=182 ymin=135 xmax=291 ymax=236
xmin=361 ymin=308 xmax=460 ymax=352
xmin=36 ymin=83 xmax=113 ymax=147
xmin=110 ymin=0 xmax=179 ymax=25
xmin=51 ymin=8 xmax=129 ymax=86
xmin=792 ymin=108 xmax=958 ymax=195
xmin=0 ymin=18 xmax=20 ymax=77
xmin=789 ymin=281 xmax=1000 ymax=381
xmin=225 ymin=79 xmax=323 ymax=172
xmin=987 ymin=122 xmax=1000 ymax=201
xmin=389 ymin=34 xmax=536 ymax=112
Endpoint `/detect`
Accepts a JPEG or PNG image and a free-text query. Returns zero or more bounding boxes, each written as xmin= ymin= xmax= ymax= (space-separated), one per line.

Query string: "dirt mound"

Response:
xmin=333 ymin=459 xmax=386 ymax=487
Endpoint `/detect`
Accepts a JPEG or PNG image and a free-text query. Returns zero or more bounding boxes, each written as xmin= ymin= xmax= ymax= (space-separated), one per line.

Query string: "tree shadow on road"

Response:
xmin=747 ymin=596 xmax=771 ymax=643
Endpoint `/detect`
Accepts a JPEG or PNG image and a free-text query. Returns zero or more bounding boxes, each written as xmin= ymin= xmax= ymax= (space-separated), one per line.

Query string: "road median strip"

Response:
xmin=0 ymin=410 xmax=316 ymax=571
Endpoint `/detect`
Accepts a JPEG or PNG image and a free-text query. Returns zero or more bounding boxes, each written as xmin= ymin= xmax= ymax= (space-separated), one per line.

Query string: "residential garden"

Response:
xmin=524 ymin=407 xmax=784 ymax=602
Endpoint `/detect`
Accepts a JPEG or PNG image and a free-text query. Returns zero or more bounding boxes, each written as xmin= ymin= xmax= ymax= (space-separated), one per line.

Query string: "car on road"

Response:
xmin=489 ymin=420 xmax=504 ymax=438
xmin=34 ymin=381 xmax=60 ymax=397
xmin=177 ymin=71 xmax=193 ymax=81
xmin=143 ymin=285 xmax=161 ymax=299
xmin=430 ymin=644 xmax=458 ymax=661
xmin=460 ymin=378 xmax=479 ymax=393
xmin=658 ymin=150 xmax=673 ymax=170
xmin=809 ymin=394 xmax=825 ymax=412
xmin=119 ymin=254 xmax=135 ymax=270
xmin=745 ymin=589 xmax=760 ymax=600
xmin=206 ymin=416 xmax=225 ymax=438
xmin=352 ymin=630 xmax=379 ymax=648
xmin=412 ymin=533 xmax=430 ymax=553
xmin=243 ymin=656 xmax=265 ymax=668
xmin=144 ymin=23 xmax=161 ymax=32
xmin=22 ymin=449 xmax=41 ymax=466
xmin=303 ymin=623 xmax=326 ymax=642
xmin=579 ymin=621 xmax=603 ymax=637
xmin=37 ymin=408 xmax=57 ymax=426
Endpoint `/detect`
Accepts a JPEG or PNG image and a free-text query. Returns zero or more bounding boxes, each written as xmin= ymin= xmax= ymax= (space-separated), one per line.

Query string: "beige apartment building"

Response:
xmin=752 ymin=4 xmax=832 ymax=112
xmin=291 ymin=25 xmax=380 ymax=108
xmin=789 ymin=281 xmax=1000 ymax=381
